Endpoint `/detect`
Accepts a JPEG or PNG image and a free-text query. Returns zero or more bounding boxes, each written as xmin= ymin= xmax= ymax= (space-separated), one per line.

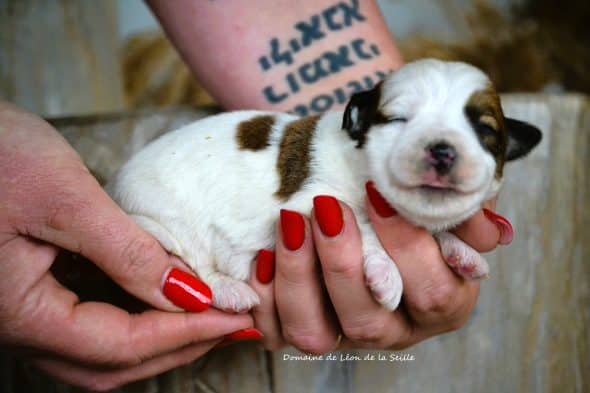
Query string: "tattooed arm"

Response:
xmin=146 ymin=0 xmax=403 ymax=115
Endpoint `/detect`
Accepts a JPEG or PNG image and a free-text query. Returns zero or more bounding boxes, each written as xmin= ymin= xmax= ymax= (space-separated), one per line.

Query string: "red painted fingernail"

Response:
xmin=280 ymin=209 xmax=305 ymax=250
xmin=216 ymin=328 xmax=264 ymax=347
xmin=225 ymin=327 xmax=264 ymax=341
xmin=256 ymin=249 xmax=275 ymax=284
xmin=162 ymin=268 xmax=212 ymax=312
xmin=483 ymin=208 xmax=514 ymax=245
xmin=313 ymin=195 xmax=344 ymax=237
xmin=366 ymin=181 xmax=396 ymax=217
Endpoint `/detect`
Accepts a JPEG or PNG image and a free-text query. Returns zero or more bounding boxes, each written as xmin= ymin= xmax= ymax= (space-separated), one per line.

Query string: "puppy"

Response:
xmin=108 ymin=59 xmax=542 ymax=312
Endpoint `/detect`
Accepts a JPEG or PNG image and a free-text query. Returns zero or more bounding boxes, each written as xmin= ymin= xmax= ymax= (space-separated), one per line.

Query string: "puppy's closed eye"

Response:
xmin=388 ymin=116 xmax=408 ymax=123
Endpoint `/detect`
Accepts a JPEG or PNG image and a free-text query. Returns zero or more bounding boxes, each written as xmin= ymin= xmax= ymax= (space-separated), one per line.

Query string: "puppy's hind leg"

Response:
xmin=130 ymin=214 xmax=184 ymax=256
xmin=435 ymin=232 xmax=489 ymax=280
xmin=207 ymin=247 xmax=260 ymax=313
xmin=197 ymin=264 xmax=260 ymax=314
xmin=132 ymin=214 xmax=259 ymax=313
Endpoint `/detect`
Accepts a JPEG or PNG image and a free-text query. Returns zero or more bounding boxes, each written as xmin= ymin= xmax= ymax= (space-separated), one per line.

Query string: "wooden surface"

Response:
xmin=1 ymin=93 xmax=587 ymax=393
xmin=0 ymin=0 xmax=124 ymax=117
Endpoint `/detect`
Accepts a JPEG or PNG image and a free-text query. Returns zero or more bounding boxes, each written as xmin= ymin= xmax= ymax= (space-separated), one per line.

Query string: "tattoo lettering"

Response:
xmin=323 ymin=45 xmax=354 ymax=73
xmin=258 ymin=0 xmax=366 ymax=72
xmin=262 ymin=38 xmax=381 ymax=104
xmin=296 ymin=15 xmax=325 ymax=47
xmin=290 ymin=70 xmax=392 ymax=116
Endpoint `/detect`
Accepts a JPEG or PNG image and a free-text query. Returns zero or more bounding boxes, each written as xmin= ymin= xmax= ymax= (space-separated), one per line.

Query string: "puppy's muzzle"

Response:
xmin=425 ymin=142 xmax=457 ymax=176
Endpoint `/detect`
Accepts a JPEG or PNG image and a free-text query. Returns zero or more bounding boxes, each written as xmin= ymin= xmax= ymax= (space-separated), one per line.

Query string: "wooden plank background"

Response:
xmin=0 ymin=0 xmax=124 ymax=117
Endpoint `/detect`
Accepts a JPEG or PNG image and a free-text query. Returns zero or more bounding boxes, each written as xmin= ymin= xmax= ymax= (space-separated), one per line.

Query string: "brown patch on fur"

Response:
xmin=236 ymin=115 xmax=275 ymax=150
xmin=465 ymin=85 xmax=508 ymax=177
xmin=275 ymin=115 xmax=320 ymax=199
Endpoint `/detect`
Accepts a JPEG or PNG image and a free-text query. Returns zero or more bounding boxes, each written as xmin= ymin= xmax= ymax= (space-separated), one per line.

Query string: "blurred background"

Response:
xmin=119 ymin=0 xmax=590 ymax=108
xmin=0 ymin=1 xmax=588 ymax=392
xmin=1 ymin=0 xmax=588 ymax=117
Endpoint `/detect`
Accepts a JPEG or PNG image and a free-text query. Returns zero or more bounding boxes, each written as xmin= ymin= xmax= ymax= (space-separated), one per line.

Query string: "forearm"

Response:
xmin=146 ymin=0 xmax=403 ymax=114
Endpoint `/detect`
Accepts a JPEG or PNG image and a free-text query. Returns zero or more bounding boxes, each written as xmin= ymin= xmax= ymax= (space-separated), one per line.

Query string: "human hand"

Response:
xmin=249 ymin=183 xmax=506 ymax=352
xmin=0 ymin=102 xmax=255 ymax=390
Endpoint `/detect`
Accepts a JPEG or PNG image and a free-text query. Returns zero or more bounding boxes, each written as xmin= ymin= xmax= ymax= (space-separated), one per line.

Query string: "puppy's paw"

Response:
xmin=436 ymin=232 xmax=489 ymax=280
xmin=209 ymin=276 xmax=260 ymax=313
xmin=363 ymin=250 xmax=403 ymax=311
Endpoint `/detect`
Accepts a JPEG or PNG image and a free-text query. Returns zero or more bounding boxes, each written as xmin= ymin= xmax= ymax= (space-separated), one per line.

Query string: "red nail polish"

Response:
xmin=280 ymin=209 xmax=305 ymax=250
xmin=225 ymin=327 xmax=264 ymax=341
xmin=216 ymin=328 xmax=264 ymax=347
xmin=256 ymin=249 xmax=275 ymax=284
xmin=313 ymin=195 xmax=343 ymax=237
xmin=162 ymin=268 xmax=212 ymax=312
xmin=483 ymin=208 xmax=514 ymax=245
xmin=365 ymin=181 xmax=396 ymax=217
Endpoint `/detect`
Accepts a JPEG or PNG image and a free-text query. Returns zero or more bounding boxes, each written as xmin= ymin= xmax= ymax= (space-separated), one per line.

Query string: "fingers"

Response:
xmin=2 ymin=234 xmax=256 ymax=391
xmin=13 ymin=264 xmax=251 ymax=367
xmin=33 ymin=172 xmax=197 ymax=311
xmin=32 ymin=340 xmax=218 ymax=391
xmin=248 ymin=250 xmax=286 ymax=350
xmin=1 ymin=107 xmax=205 ymax=312
xmin=452 ymin=196 xmax=514 ymax=252
xmin=310 ymin=196 xmax=412 ymax=348
xmin=452 ymin=209 xmax=501 ymax=252
xmin=365 ymin=188 xmax=479 ymax=332
xmin=273 ymin=209 xmax=340 ymax=354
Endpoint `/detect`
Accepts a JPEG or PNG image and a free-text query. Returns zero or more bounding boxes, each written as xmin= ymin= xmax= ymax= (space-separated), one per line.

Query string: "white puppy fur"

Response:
xmin=107 ymin=59 xmax=541 ymax=312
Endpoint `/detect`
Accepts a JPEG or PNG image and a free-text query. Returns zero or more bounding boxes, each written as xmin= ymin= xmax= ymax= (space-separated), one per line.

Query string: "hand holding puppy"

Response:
xmin=250 ymin=189 xmax=505 ymax=352
xmin=0 ymin=102 xmax=256 ymax=390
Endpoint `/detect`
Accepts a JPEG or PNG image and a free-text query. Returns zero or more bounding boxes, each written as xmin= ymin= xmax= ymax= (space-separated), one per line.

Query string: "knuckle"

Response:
xmin=117 ymin=235 xmax=162 ymax=278
xmin=85 ymin=342 xmax=142 ymax=369
xmin=282 ymin=326 xmax=333 ymax=355
xmin=409 ymin=283 xmax=457 ymax=316
xmin=277 ymin=259 xmax=311 ymax=284
xmin=322 ymin=256 xmax=359 ymax=280
xmin=342 ymin=315 xmax=387 ymax=344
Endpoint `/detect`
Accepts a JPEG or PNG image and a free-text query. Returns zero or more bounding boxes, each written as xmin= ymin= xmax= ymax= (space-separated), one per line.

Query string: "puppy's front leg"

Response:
xmin=435 ymin=232 xmax=489 ymax=280
xmin=358 ymin=221 xmax=403 ymax=311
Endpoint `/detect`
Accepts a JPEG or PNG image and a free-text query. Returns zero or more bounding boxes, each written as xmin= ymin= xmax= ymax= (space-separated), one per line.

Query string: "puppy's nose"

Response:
xmin=426 ymin=142 xmax=457 ymax=175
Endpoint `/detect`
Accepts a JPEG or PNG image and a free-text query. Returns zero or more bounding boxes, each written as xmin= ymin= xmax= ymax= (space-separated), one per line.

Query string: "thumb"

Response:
xmin=32 ymin=171 xmax=209 ymax=312
xmin=0 ymin=104 xmax=208 ymax=312
xmin=364 ymin=181 xmax=457 ymax=287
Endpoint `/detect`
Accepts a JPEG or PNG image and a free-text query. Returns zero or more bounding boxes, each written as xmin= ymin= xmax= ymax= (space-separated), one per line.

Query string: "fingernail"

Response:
xmin=313 ymin=195 xmax=344 ymax=237
xmin=483 ymin=208 xmax=514 ymax=245
xmin=162 ymin=268 xmax=212 ymax=312
xmin=366 ymin=181 xmax=396 ymax=217
xmin=216 ymin=328 xmax=264 ymax=347
xmin=280 ymin=209 xmax=305 ymax=251
xmin=256 ymin=249 xmax=275 ymax=284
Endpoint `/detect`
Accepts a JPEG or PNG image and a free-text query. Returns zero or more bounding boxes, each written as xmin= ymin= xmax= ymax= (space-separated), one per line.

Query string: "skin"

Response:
xmin=0 ymin=0 xmax=502 ymax=389
xmin=249 ymin=198 xmax=499 ymax=352
xmin=0 ymin=102 xmax=253 ymax=391
xmin=146 ymin=0 xmax=403 ymax=112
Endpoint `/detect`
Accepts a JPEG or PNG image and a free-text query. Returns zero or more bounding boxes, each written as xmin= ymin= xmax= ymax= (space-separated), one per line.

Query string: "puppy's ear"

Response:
xmin=342 ymin=82 xmax=384 ymax=147
xmin=505 ymin=117 xmax=542 ymax=161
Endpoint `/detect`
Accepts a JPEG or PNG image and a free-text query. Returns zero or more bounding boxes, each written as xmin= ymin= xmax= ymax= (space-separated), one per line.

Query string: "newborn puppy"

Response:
xmin=108 ymin=59 xmax=542 ymax=313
